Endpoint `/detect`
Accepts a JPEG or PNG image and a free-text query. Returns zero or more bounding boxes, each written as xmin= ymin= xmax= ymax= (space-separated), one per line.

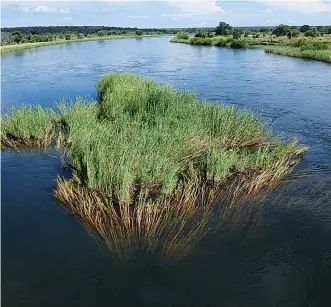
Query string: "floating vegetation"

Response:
xmin=1 ymin=74 xmax=308 ymax=259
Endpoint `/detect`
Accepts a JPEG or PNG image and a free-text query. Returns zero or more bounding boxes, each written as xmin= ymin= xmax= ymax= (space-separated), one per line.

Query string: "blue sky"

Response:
xmin=2 ymin=1 xmax=331 ymax=28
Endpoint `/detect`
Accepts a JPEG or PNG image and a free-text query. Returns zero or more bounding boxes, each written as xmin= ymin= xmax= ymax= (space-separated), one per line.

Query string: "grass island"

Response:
xmin=1 ymin=74 xmax=307 ymax=258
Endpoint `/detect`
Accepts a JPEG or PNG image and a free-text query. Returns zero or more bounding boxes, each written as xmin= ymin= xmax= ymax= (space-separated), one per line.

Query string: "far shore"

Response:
xmin=1 ymin=34 xmax=170 ymax=55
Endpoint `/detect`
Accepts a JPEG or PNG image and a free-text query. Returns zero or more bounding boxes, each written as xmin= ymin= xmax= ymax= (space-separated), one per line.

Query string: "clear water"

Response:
xmin=2 ymin=37 xmax=331 ymax=307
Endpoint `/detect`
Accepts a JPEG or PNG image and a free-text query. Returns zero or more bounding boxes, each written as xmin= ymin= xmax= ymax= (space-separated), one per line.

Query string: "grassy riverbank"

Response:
xmin=171 ymin=35 xmax=331 ymax=63
xmin=0 ymin=34 xmax=167 ymax=55
xmin=1 ymin=74 xmax=307 ymax=257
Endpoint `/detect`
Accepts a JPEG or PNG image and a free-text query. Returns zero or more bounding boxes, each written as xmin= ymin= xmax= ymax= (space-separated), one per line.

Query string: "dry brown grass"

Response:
xmin=1 ymin=129 xmax=55 ymax=151
xmin=54 ymin=155 xmax=299 ymax=260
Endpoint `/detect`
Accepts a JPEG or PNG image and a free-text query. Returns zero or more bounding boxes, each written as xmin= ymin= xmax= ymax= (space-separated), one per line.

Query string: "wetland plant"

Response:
xmin=1 ymin=73 xmax=307 ymax=258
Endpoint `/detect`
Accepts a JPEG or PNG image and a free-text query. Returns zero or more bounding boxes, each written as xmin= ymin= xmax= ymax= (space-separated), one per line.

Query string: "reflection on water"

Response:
xmin=2 ymin=37 xmax=331 ymax=306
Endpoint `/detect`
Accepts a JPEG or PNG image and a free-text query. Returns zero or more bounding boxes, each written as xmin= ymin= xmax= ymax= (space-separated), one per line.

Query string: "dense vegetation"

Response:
xmin=1 ymin=26 xmax=196 ymax=45
xmin=171 ymin=22 xmax=331 ymax=63
xmin=1 ymin=74 xmax=306 ymax=257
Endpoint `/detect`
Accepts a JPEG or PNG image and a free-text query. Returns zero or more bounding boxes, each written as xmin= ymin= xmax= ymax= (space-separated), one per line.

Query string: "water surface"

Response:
xmin=2 ymin=37 xmax=331 ymax=307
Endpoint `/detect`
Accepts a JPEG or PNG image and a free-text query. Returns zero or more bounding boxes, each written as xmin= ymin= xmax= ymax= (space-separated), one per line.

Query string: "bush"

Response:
xmin=290 ymin=38 xmax=328 ymax=50
xmin=305 ymin=28 xmax=320 ymax=37
xmin=176 ymin=32 xmax=189 ymax=40
xmin=65 ymin=33 xmax=71 ymax=40
xmin=214 ymin=38 xmax=227 ymax=46
xmin=229 ymin=39 xmax=248 ymax=49
xmin=233 ymin=28 xmax=244 ymax=39
xmin=135 ymin=30 xmax=143 ymax=36
xmin=195 ymin=29 xmax=207 ymax=38
xmin=189 ymin=37 xmax=213 ymax=45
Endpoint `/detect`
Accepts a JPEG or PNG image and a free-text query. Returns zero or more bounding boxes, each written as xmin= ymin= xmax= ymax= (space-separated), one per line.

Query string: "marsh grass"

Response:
xmin=264 ymin=46 xmax=331 ymax=63
xmin=1 ymin=105 xmax=58 ymax=150
xmin=1 ymin=74 xmax=307 ymax=258
xmin=171 ymin=35 xmax=331 ymax=62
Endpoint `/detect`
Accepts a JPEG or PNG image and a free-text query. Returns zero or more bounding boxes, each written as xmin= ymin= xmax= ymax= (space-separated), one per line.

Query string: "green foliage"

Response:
xmin=230 ymin=39 xmax=248 ymax=49
xmin=135 ymin=30 xmax=143 ymax=36
xmin=189 ymin=37 xmax=213 ymax=45
xmin=12 ymin=31 xmax=24 ymax=43
xmin=272 ymin=24 xmax=291 ymax=36
xmin=207 ymin=32 xmax=214 ymax=38
xmin=233 ymin=28 xmax=244 ymax=39
xmin=65 ymin=32 xmax=71 ymax=40
xmin=288 ymin=29 xmax=301 ymax=38
xmin=300 ymin=25 xmax=311 ymax=33
xmin=215 ymin=22 xmax=232 ymax=35
xmin=176 ymin=32 xmax=189 ymax=40
xmin=2 ymin=74 xmax=305 ymax=203
xmin=304 ymin=28 xmax=320 ymax=37
xmin=244 ymin=31 xmax=249 ymax=37
xmin=214 ymin=38 xmax=227 ymax=46
xmin=195 ymin=29 xmax=207 ymax=38
xmin=1 ymin=105 xmax=57 ymax=140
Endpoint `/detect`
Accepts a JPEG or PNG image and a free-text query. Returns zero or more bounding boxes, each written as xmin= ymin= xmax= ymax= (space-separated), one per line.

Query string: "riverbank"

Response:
xmin=1 ymin=73 xmax=306 ymax=257
xmin=171 ymin=36 xmax=331 ymax=63
xmin=0 ymin=34 xmax=168 ymax=55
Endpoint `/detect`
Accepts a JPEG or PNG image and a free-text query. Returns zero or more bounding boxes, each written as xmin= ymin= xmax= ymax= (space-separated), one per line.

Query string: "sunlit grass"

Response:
xmin=1 ymin=74 xmax=308 ymax=258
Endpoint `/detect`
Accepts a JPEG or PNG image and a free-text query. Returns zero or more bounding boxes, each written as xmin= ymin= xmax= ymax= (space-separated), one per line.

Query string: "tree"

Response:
xmin=290 ymin=29 xmax=301 ymax=38
xmin=305 ymin=27 xmax=320 ymax=37
xmin=259 ymin=27 xmax=270 ymax=33
xmin=233 ymin=28 xmax=244 ymax=39
xmin=135 ymin=30 xmax=143 ymax=36
xmin=272 ymin=24 xmax=291 ymax=36
xmin=65 ymin=32 xmax=71 ymax=40
xmin=244 ymin=31 xmax=249 ymax=37
xmin=12 ymin=30 xmax=24 ymax=43
xmin=195 ymin=29 xmax=206 ymax=38
xmin=176 ymin=32 xmax=189 ymax=40
xmin=300 ymin=25 xmax=311 ymax=33
xmin=215 ymin=22 xmax=232 ymax=35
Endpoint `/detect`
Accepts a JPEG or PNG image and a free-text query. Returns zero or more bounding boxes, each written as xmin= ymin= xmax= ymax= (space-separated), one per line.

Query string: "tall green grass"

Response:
xmin=1 ymin=105 xmax=58 ymax=148
xmin=1 ymin=74 xmax=306 ymax=202
xmin=265 ymin=46 xmax=331 ymax=63
xmin=1 ymin=74 xmax=307 ymax=258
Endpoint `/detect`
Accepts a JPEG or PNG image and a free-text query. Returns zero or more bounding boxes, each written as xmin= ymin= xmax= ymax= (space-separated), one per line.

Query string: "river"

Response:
xmin=2 ymin=36 xmax=331 ymax=307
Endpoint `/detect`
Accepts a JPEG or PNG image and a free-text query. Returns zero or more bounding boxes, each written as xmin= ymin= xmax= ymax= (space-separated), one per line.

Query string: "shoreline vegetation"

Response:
xmin=171 ymin=22 xmax=331 ymax=63
xmin=0 ymin=34 xmax=169 ymax=55
xmin=1 ymin=74 xmax=307 ymax=258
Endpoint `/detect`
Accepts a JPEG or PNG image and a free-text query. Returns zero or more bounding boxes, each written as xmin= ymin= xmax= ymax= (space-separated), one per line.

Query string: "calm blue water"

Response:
xmin=2 ymin=37 xmax=331 ymax=307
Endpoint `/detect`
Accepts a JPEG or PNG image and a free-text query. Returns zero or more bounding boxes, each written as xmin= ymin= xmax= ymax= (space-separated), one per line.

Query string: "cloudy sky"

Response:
xmin=1 ymin=1 xmax=331 ymax=28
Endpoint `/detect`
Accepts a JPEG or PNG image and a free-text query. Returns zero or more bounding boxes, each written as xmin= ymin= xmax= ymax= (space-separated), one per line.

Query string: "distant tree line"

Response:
xmin=1 ymin=26 xmax=202 ymax=45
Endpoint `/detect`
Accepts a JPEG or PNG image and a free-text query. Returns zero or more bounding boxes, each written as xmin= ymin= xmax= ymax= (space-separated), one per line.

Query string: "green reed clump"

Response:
xmin=1 ymin=74 xmax=307 ymax=203
xmin=1 ymin=74 xmax=308 ymax=258
xmin=58 ymin=73 xmax=305 ymax=203
xmin=1 ymin=105 xmax=58 ymax=149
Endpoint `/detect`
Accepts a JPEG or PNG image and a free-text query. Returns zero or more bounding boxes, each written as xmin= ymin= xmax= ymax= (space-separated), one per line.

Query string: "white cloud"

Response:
xmin=128 ymin=15 xmax=149 ymax=19
xmin=62 ymin=16 xmax=72 ymax=21
xmin=259 ymin=0 xmax=331 ymax=13
xmin=168 ymin=1 xmax=224 ymax=14
xmin=21 ymin=6 xmax=69 ymax=14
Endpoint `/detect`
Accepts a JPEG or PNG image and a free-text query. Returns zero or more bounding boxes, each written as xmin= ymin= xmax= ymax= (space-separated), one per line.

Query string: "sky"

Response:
xmin=1 ymin=1 xmax=331 ymax=28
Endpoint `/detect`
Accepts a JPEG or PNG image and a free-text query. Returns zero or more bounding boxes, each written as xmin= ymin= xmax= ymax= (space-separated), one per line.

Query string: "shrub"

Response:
xmin=176 ymin=32 xmax=189 ymax=40
xmin=65 ymin=33 xmax=71 ymax=40
xmin=189 ymin=37 xmax=213 ymax=45
xmin=195 ymin=29 xmax=207 ymax=38
xmin=214 ymin=38 xmax=227 ymax=46
xmin=230 ymin=39 xmax=248 ymax=49
xmin=135 ymin=30 xmax=143 ymax=36
xmin=233 ymin=28 xmax=244 ymax=39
